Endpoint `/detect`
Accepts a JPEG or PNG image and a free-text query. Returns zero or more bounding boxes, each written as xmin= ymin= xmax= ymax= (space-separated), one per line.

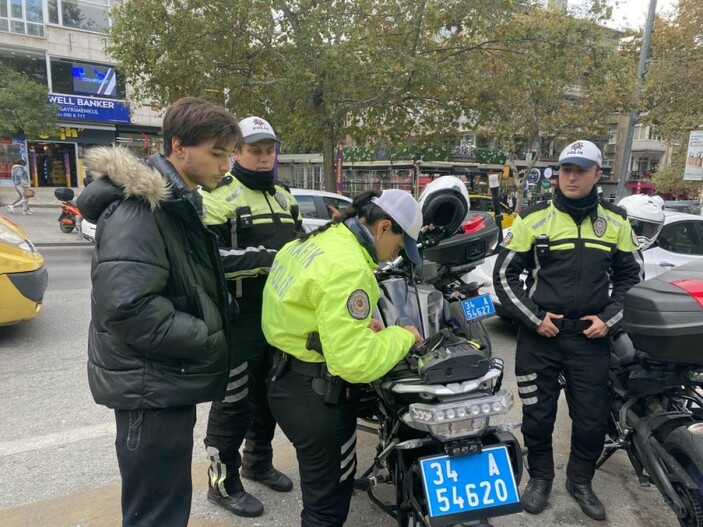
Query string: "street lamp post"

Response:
xmin=615 ymin=0 xmax=657 ymax=200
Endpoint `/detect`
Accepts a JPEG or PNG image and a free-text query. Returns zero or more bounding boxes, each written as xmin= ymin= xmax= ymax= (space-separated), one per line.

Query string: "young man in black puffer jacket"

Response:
xmin=77 ymin=97 xmax=240 ymax=527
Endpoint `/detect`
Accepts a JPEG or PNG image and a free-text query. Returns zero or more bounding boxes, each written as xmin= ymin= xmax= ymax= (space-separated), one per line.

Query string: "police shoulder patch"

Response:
xmin=347 ymin=289 xmax=370 ymax=320
xmin=274 ymin=191 xmax=289 ymax=211
xmin=592 ymin=217 xmax=607 ymax=237
xmin=503 ymin=231 xmax=513 ymax=246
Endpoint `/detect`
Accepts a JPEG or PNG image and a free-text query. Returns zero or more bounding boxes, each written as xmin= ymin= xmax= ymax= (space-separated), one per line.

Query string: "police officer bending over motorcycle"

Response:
xmin=493 ymin=140 xmax=642 ymax=521
xmin=262 ymin=189 xmax=424 ymax=527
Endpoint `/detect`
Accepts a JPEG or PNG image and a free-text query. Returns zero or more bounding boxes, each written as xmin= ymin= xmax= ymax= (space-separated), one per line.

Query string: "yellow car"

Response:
xmin=0 ymin=214 xmax=48 ymax=325
xmin=468 ymin=195 xmax=517 ymax=228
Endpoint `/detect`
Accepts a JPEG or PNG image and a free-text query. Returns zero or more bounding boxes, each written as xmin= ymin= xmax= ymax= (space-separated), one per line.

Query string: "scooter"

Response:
xmin=54 ymin=187 xmax=81 ymax=234
xmin=355 ymin=177 xmax=523 ymax=527
xmin=597 ymin=260 xmax=703 ymax=527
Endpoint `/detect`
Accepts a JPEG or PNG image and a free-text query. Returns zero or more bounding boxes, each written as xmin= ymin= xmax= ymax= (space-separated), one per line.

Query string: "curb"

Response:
xmin=35 ymin=242 xmax=93 ymax=248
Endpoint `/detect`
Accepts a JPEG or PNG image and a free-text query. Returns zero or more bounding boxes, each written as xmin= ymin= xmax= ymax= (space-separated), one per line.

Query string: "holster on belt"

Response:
xmin=312 ymin=363 xmax=344 ymax=405
xmin=270 ymin=349 xmax=290 ymax=381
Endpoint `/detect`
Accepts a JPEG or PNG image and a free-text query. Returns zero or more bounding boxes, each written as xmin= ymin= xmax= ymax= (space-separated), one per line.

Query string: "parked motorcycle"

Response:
xmin=597 ymin=260 xmax=703 ymax=527
xmin=54 ymin=187 xmax=81 ymax=234
xmin=355 ymin=177 xmax=523 ymax=527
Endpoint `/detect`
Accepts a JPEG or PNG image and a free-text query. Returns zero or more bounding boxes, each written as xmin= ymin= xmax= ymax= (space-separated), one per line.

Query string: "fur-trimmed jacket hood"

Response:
xmin=77 ymin=147 xmax=200 ymax=224
xmin=78 ymin=146 xmax=232 ymax=410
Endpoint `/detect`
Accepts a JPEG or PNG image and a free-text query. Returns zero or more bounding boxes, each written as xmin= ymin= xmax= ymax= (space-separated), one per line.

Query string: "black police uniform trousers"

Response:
xmin=115 ymin=405 xmax=197 ymax=527
xmin=204 ymin=312 xmax=277 ymax=496
xmin=515 ymin=324 xmax=610 ymax=484
xmin=268 ymin=369 xmax=357 ymax=527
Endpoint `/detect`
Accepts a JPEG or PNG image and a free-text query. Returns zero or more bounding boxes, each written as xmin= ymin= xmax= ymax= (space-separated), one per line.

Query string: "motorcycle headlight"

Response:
xmin=403 ymin=390 xmax=514 ymax=440
xmin=409 ymin=390 xmax=514 ymax=424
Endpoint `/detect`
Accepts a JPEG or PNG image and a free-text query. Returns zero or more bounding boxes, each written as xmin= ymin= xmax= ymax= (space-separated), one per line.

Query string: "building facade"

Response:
xmin=0 ymin=0 xmax=163 ymax=188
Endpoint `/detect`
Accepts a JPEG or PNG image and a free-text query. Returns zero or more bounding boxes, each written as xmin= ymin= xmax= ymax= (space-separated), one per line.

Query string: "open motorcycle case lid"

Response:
xmin=623 ymin=260 xmax=703 ymax=364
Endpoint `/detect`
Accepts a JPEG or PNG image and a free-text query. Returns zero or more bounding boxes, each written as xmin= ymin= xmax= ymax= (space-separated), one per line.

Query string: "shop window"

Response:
xmin=0 ymin=46 xmax=48 ymax=85
xmin=48 ymin=0 xmax=112 ymax=34
xmin=0 ymin=141 xmax=24 ymax=185
xmin=0 ymin=0 xmax=44 ymax=37
xmin=28 ymin=142 xmax=77 ymax=187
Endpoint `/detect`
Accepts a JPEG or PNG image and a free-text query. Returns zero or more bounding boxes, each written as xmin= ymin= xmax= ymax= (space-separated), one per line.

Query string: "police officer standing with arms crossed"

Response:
xmin=200 ymin=117 xmax=300 ymax=517
xmin=262 ymin=189 xmax=423 ymax=527
xmin=493 ymin=140 xmax=642 ymax=521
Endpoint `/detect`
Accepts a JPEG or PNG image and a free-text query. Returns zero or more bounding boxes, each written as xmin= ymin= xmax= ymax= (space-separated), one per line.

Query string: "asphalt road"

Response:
xmin=0 ymin=247 xmax=679 ymax=526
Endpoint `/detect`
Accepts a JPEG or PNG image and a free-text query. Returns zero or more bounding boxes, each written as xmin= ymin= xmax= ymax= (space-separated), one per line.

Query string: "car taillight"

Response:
xmin=672 ymin=279 xmax=703 ymax=309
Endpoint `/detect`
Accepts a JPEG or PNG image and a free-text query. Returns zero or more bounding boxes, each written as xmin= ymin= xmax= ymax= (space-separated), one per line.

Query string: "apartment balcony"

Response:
xmin=631 ymin=139 xmax=666 ymax=154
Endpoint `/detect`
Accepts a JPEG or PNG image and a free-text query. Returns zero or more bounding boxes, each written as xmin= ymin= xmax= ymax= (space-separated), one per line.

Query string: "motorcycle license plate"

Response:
xmin=419 ymin=445 xmax=521 ymax=525
xmin=461 ymin=294 xmax=496 ymax=321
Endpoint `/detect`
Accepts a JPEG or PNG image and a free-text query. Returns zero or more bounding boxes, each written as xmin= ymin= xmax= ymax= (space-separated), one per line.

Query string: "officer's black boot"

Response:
xmin=521 ymin=477 xmax=553 ymax=514
xmin=565 ymin=478 xmax=606 ymax=521
xmin=207 ymin=485 xmax=264 ymax=517
xmin=241 ymin=467 xmax=294 ymax=492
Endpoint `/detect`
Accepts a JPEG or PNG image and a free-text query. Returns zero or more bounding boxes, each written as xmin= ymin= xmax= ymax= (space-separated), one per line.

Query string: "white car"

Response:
xmin=644 ymin=210 xmax=703 ymax=278
xmin=79 ymin=187 xmax=352 ymax=242
xmin=291 ymin=188 xmax=352 ymax=232
xmin=468 ymin=210 xmax=703 ymax=320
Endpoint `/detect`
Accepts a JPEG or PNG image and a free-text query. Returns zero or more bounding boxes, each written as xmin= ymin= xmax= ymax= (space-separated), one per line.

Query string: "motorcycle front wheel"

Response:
xmin=664 ymin=425 xmax=703 ymax=527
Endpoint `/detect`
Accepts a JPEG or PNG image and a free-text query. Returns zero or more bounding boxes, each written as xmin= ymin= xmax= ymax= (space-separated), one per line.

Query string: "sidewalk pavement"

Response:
xmin=1 ymin=205 xmax=89 ymax=247
xmin=0 ymin=186 xmax=90 ymax=247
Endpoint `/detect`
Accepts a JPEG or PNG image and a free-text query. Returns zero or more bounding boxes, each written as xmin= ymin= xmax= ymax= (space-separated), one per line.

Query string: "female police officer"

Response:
xmin=262 ymin=189 xmax=424 ymax=527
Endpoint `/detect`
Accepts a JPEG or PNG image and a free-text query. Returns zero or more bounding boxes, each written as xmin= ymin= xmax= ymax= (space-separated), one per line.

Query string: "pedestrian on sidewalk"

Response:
xmin=6 ymin=159 xmax=32 ymax=215
xmin=77 ymin=97 xmax=241 ymax=527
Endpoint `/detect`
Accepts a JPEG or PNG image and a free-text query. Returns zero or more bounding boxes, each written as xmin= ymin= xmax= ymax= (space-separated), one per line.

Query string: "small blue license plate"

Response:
xmin=419 ymin=445 xmax=521 ymax=524
xmin=461 ymin=294 xmax=496 ymax=321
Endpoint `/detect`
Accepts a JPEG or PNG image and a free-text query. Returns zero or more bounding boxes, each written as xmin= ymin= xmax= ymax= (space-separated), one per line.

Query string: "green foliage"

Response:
xmin=344 ymin=144 xmax=454 ymax=162
xmin=466 ymin=2 xmax=635 ymax=161
xmin=107 ymin=0 xmax=638 ymax=192
xmin=644 ymin=0 xmax=703 ymax=143
xmin=653 ymin=149 xmax=702 ymax=196
xmin=473 ymin=148 xmax=507 ymax=164
xmin=0 ymin=63 xmax=58 ymax=137
xmin=344 ymin=147 xmax=375 ymax=163
xmin=642 ymin=0 xmax=703 ymax=196
xmin=107 ymin=0 xmax=521 ymax=190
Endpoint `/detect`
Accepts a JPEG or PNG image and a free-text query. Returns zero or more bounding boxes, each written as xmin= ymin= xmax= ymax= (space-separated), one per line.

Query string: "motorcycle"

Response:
xmin=355 ymin=177 xmax=523 ymax=527
xmin=54 ymin=187 xmax=81 ymax=234
xmin=596 ymin=260 xmax=703 ymax=527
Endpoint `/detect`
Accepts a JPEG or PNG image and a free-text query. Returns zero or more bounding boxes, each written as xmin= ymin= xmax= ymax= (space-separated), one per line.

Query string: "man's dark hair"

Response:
xmin=162 ymin=97 xmax=240 ymax=156
xmin=13 ymin=158 xmax=26 ymax=166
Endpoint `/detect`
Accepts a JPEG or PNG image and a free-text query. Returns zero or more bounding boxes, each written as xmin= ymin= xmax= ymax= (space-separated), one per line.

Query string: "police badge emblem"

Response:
xmin=274 ymin=191 xmax=289 ymax=210
xmin=592 ymin=217 xmax=607 ymax=237
xmin=347 ymin=289 xmax=370 ymax=320
xmin=503 ymin=231 xmax=513 ymax=246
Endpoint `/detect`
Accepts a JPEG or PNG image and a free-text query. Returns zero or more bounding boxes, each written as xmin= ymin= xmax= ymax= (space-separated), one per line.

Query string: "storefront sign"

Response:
xmin=49 ymin=93 xmax=131 ymax=124
xmin=335 ymin=140 xmax=345 ymax=194
xmin=37 ymin=126 xmax=114 ymax=144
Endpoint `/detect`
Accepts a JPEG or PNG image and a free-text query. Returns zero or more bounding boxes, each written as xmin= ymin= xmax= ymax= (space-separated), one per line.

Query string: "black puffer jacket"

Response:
xmin=77 ymin=147 xmax=232 ymax=409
